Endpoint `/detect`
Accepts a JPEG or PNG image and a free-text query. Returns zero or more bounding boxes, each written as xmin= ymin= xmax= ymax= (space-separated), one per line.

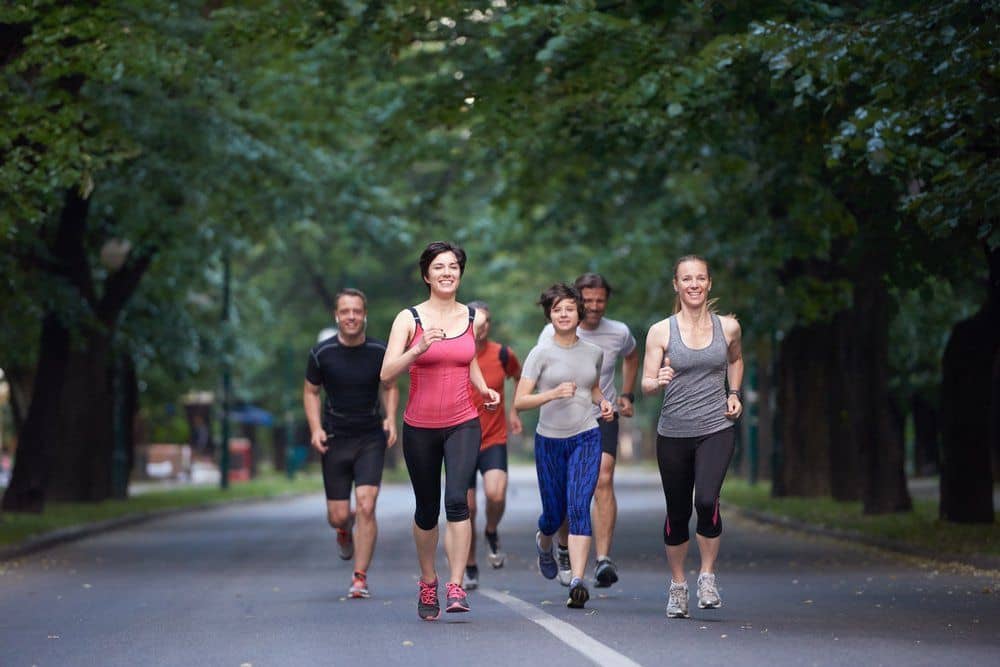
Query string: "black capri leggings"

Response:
xmin=656 ymin=427 xmax=735 ymax=546
xmin=403 ymin=418 xmax=482 ymax=530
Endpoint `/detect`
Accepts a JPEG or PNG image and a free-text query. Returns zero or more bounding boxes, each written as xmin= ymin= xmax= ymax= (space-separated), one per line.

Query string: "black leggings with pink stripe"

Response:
xmin=656 ymin=428 xmax=735 ymax=546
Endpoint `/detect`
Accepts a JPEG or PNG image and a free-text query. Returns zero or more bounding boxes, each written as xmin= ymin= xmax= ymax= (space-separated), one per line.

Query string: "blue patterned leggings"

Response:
xmin=535 ymin=428 xmax=602 ymax=537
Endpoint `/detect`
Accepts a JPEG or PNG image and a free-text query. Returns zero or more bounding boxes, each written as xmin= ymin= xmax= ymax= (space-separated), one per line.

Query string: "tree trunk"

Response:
xmin=851 ymin=273 xmax=911 ymax=514
xmin=939 ymin=245 xmax=999 ymax=523
xmin=992 ymin=347 xmax=1000 ymax=485
xmin=46 ymin=334 xmax=116 ymax=501
xmin=2 ymin=188 xmax=152 ymax=510
xmin=1 ymin=314 xmax=71 ymax=512
xmin=774 ymin=321 xmax=834 ymax=497
xmin=774 ymin=274 xmax=911 ymax=513
xmin=828 ymin=309 xmax=861 ymax=502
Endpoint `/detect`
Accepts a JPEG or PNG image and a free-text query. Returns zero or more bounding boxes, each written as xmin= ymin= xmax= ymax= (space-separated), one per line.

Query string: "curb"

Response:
xmin=0 ymin=492 xmax=310 ymax=563
xmin=728 ymin=504 xmax=1000 ymax=573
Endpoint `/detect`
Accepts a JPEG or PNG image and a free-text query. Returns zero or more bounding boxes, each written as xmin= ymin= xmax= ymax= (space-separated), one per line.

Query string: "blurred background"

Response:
xmin=0 ymin=1 xmax=996 ymax=524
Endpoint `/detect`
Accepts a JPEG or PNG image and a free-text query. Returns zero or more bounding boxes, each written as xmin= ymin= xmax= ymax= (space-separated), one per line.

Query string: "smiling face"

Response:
xmin=423 ymin=250 xmax=462 ymax=295
xmin=549 ymin=296 xmax=581 ymax=334
xmin=334 ymin=294 xmax=366 ymax=337
xmin=580 ymin=287 xmax=608 ymax=328
xmin=673 ymin=258 xmax=712 ymax=308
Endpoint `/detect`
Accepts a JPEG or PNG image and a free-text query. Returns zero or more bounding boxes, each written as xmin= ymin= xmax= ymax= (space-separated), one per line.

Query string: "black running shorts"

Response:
xmin=467 ymin=443 xmax=508 ymax=489
xmin=321 ymin=430 xmax=387 ymax=500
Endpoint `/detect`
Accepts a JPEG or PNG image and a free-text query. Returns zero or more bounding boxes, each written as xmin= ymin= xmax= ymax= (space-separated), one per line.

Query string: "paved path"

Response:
xmin=1 ymin=467 xmax=997 ymax=666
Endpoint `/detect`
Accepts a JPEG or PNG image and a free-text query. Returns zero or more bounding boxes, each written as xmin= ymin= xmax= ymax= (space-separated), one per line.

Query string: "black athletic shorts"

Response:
xmin=599 ymin=413 xmax=620 ymax=458
xmin=467 ymin=443 xmax=508 ymax=489
xmin=321 ymin=430 xmax=387 ymax=500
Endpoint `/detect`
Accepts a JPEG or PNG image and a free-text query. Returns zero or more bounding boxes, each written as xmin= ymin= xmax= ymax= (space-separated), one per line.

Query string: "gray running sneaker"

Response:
xmin=536 ymin=531 xmax=558 ymax=579
xmin=594 ymin=557 xmax=618 ymax=588
xmin=666 ymin=581 xmax=690 ymax=619
xmin=556 ymin=545 xmax=572 ymax=586
xmin=697 ymin=572 xmax=722 ymax=609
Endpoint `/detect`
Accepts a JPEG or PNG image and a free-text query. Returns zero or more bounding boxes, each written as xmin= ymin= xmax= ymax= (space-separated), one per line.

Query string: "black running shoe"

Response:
xmin=567 ymin=577 xmax=590 ymax=609
xmin=594 ymin=557 xmax=619 ymax=588
xmin=465 ymin=564 xmax=479 ymax=590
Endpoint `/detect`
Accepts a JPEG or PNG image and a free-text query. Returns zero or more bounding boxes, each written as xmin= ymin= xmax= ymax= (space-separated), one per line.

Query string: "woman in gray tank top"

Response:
xmin=640 ymin=255 xmax=744 ymax=619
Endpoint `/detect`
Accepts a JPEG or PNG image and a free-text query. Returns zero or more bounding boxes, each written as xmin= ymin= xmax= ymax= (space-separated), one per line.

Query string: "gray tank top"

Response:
xmin=657 ymin=313 xmax=732 ymax=438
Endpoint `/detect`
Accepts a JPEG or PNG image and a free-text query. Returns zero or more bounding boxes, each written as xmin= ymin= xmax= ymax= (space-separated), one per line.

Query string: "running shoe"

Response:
xmin=666 ymin=580 xmax=690 ymax=619
xmin=594 ymin=557 xmax=619 ymax=588
xmin=465 ymin=564 xmax=479 ymax=591
xmin=336 ymin=527 xmax=354 ymax=561
xmin=535 ymin=531 xmax=558 ymax=580
xmin=348 ymin=571 xmax=369 ymax=599
xmin=566 ymin=577 xmax=590 ymax=609
xmin=445 ymin=582 xmax=470 ymax=613
xmin=485 ymin=530 xmax=506 ymax=568
xmin=556 ymin=545 xmax=572 ymax=587
xmin=418 ymin=579 xmax=440 ymax=621
xmin=697 ymin=572 xmax=722 ymax=609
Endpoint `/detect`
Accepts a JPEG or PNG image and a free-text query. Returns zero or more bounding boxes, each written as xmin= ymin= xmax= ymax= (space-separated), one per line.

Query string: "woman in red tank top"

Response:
xmin=380 ymin=241 xmax=500 ymax=620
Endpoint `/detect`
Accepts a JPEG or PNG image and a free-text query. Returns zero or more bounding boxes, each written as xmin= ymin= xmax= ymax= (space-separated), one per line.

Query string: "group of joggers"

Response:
xmin=303 ymin=241 xmax=744 ymax=620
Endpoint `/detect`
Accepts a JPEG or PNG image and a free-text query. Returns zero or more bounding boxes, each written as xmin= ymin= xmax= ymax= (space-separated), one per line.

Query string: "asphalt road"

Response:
xmin=1 ymin=466 xmax=997 ymax=667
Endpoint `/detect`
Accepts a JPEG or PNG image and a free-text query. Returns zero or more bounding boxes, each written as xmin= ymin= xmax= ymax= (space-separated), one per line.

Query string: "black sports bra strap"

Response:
xmin=408 ymin=306 xmax=421 ymax=326
xmin=467 ymin=306 xmax=476 ymax=322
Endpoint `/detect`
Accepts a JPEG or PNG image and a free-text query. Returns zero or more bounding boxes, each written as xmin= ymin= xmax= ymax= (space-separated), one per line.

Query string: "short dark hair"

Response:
xmin=466 ymin=299 xmax=490 ymax=314
xmin=419 ymin=241 xmax=467 ymax=289
xmin=574 ymin=272 xmax=612 ymax=297
xmin=538 ymin=283 xmax=586 ymax=322
xmin=335 ymin=287 xmax=367 ymax=310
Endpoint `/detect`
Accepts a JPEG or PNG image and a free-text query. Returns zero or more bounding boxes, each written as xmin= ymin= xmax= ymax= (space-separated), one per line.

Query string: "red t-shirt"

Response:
xmin=469 ymin=341 xmax=521 ymax=449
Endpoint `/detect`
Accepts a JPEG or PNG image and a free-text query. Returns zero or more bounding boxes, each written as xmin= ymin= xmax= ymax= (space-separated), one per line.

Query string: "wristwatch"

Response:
xmin=621 ymin=392 xmax=635 ymax=402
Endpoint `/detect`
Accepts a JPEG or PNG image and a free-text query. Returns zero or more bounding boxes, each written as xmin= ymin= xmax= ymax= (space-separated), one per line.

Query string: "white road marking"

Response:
xmin=479 ymin=587 xmax=644 ymax=667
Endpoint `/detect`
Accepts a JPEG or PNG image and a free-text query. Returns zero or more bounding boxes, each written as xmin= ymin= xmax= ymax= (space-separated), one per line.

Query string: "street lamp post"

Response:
xmin=220 ymin=250 xmax=231 ymax=490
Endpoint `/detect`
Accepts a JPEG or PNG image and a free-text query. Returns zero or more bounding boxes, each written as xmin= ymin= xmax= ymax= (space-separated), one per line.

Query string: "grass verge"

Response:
xmin=0 ymin=468 xmax=324 ymax=548
xmin=723 ymin=478 xmax=999 ymax=559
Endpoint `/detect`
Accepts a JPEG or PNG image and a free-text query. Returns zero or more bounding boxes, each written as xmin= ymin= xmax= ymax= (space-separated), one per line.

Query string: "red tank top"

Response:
xmin=403 ymin=306 xmax=480 ymax=428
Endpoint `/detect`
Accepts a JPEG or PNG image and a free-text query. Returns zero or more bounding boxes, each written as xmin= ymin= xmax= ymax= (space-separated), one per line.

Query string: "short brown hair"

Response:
xmin=335 ymin=287 xmax=367 ymax=310
xmin=419 ymin=241 xmax=467 ymax=289
xmin=574 ymin=272 xmax=612 ymax=297
xmin=538 ymin=283 xmax=586 ymax=322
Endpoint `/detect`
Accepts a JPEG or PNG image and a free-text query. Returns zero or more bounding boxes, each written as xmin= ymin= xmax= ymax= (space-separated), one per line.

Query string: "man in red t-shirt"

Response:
xmin=463 ymin=300 xmax=522 ymax=590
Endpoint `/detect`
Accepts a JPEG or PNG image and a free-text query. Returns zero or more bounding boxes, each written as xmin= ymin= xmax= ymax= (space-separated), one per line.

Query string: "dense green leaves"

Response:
xmin=1 ymin=2 xmax=995 ymax=508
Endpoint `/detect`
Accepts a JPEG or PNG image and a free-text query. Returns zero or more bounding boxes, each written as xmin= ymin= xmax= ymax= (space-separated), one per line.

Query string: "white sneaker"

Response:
xmin=697 ymin=572 xmax=722 ymax=609
xmin=464 ymin=565 xmax=479 ymax=591
xmin=556 ymin=545 xmax=572 ymax=587
xmin=666 ymin=581 xmax=689 ymax=618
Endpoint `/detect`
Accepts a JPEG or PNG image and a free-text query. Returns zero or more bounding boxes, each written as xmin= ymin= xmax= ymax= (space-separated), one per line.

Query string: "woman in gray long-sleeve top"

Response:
xmin=641 ymin=255 xmax=744 ymax=620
